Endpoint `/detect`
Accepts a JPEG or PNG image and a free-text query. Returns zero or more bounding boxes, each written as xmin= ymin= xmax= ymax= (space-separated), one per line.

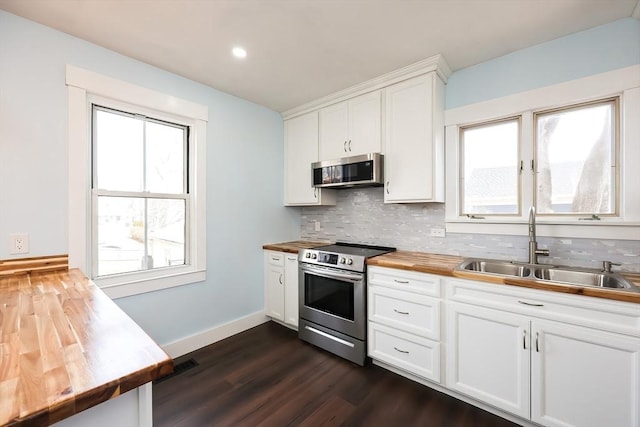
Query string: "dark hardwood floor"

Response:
xmin=153 ymin=321 xmax=520 ymax=427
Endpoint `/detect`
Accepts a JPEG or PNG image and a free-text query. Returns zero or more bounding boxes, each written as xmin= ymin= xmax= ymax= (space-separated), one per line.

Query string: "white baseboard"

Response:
xmin=162 ymin=311 xmax=270 ymax=358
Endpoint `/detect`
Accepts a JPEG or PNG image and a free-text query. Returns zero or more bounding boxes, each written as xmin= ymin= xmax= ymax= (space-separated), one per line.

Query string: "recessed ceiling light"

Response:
xmin=232 ymin=46 xmax=247 ymax=59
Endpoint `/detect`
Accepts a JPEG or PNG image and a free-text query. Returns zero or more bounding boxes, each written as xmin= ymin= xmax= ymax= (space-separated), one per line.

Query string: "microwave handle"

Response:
xmin=300 ymin=265 xmax=363 ymax=282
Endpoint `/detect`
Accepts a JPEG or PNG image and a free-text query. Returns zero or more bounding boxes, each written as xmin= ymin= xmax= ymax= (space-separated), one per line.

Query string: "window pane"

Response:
xmin=95 ymin=109 xmax=144 ymax=192
xmin=96 ymin=196 xmax=186 ymax=276
xmin=97 ymin=196 xmax=145 ymax=276
xmin=147 ymin=198 xmax=186 ymax=268
xmin=461 ymin=120 xmax=519 ymax=214
xmin=535 ymin=101 xmax=615 ymax=214
xmin=146 ymin=121 xmax=185 ymax=194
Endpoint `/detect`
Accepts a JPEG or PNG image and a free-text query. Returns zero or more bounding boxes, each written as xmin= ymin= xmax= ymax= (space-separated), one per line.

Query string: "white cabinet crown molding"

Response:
xmin=281 ymin=54 xmax=451 ymax=120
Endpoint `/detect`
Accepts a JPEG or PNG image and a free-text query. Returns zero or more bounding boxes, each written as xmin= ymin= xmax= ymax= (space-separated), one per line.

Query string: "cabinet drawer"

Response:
xmin=369 ymin=285 xmax=440 ymax=340
xmin=265 ymin=251 xmax=285 ymax=266
xmin=368 ymin=322 xmax=441 ymax=383
xmin=368 ymin=266 xmax=441 ymax=297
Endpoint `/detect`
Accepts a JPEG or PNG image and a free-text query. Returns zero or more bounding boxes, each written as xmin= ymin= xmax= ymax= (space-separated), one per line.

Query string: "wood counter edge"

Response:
xmin=262 ymin=241 xmax=332 ymax=253
xmin=13 ymin=358 xmax=174 ymax=426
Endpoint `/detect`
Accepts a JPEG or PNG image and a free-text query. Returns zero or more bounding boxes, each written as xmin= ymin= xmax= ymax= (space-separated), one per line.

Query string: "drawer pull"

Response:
xmin=394 ymin=279 xmax=409 ymax=284
xmin=394 ymin=347 xmax=409 ymax=354
xmin=518 ymin=300 xmax=544 ymax=307
xmin=523 ymin=330 xmax=527 ymax=350
xmin=272 ymin=257 xmax=281 ymax=261
xmin=536 ymin=332 xmax=540 ymax=352
xmin=393 ymin=309 xmax=410 ymax=315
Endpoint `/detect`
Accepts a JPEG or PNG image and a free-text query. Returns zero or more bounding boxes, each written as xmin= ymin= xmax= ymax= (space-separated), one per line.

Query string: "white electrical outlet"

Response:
xmin=314 ymin=221 xmax=321 ymax=231
xmin=9 ymin=233 xmax=29 ymax=254
xmin=430 ymin=228 xmax=446 ymax=238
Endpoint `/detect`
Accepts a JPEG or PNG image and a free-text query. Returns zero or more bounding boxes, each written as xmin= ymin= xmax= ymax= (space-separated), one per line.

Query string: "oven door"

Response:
xmin=298 ymin=263 xmax=365 ymax=340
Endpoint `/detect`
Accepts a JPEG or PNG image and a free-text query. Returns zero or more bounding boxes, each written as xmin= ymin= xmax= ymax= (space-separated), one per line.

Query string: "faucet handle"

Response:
xmin=602 ymin=261 xmax=621 ymax=273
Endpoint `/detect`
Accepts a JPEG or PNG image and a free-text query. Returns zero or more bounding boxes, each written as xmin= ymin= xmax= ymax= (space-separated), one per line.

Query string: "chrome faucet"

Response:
xmin=528 ymin=206 xmax=549 ymax=264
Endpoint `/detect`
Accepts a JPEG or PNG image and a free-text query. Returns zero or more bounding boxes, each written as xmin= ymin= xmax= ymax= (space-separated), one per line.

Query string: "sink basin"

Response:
xmin=456 ymin=258 xmax=639 ymax=293
xmin=534 ymin=268 xmax=636 ymax=291
xmin=458 ymin=259 xmax=531 ymax=278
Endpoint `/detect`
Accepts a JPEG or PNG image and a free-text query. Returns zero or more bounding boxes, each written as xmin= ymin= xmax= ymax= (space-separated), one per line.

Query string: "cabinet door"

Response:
xmin=384 ymin=73 xmax=444 ymax=203
xmin=348 ymin=91 xmax=381 ymax=156
xmin=446 ymin=302 xmax=530 ymax=419
xmin=284 ymin=112 xmax=335 ymax=206
xmin=264 ymin=252 xmax=285 ymax=322
xmin=284 ymin=255 xmax=299 ymax=328
xmin=531 ymin=320 xmax=640 ymax=427
xmin=319 ymin=102 xmax=349 ymax=161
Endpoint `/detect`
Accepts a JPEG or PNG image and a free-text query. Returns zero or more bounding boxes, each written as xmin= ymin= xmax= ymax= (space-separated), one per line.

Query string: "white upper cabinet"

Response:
xmin=284 ymin=112 xmax=336 ymax=206
xmin=384 ymin=73 xmax=445 ymax=203
xmin=319 ymin=91 xmax=381 ymax=161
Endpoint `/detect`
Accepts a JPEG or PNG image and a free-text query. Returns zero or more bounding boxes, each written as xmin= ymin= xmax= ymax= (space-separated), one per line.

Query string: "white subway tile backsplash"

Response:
xmin=300 ymin=187 xmax=640 ymax=272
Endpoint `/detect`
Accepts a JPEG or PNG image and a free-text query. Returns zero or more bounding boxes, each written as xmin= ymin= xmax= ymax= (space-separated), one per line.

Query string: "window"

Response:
xmin=67 ymin=65 xmax=207 ymax=298
xmin=534 ymin=98 xmax=617 ymax=216
xmin=92 ymin=106 xmax=188 ymax=277
xmin=444 ymin=65 xmax=640 ymax=239
xmin=460 ymin=118 xmax=520 ymax=215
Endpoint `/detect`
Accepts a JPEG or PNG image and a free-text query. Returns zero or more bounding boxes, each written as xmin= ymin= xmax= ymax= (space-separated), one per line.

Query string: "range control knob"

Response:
xmin=339 ymin=257 xmax=346 ymax=264
xmin=347 ymin=258 xmax=353 ymax=265
xmin=311 ymin=253 xmax=317 ymax=259
xmin=305 ymin=252 xmax=311 ymax=258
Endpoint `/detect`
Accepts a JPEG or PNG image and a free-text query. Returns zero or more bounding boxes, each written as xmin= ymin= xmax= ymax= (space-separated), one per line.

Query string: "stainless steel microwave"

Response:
xmin=312 ymin=153 xmax=383 ymax=189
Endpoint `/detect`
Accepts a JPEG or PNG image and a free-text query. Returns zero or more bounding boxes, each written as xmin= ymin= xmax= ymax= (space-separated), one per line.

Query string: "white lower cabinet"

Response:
xmin=446 ymin=278 xmax=640 ymax=427
xmin=283 ymin=254 xmax=299 ymax=327
xmin=531 ymin=320 xmax=640 ymax=427
xmin=264 ymin=250 xmax=299 ymax=328
xmin=447 ymin=302 xmax=530 ymax=418
xmin=367 ymin=266 xmax=442 ymax=383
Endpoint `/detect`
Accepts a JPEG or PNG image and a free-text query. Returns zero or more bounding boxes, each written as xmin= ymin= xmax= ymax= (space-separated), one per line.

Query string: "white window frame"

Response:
xmin=67 ymin=65 xmax=207 ymax=298
xmin=445 ymin=65 xmax=640 ymax=240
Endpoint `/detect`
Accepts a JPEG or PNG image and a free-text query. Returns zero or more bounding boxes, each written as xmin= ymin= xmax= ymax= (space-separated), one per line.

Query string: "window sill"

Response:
xmin=445 ymin=220 xmax=640 ymax=240
xmin=96 ymin=269 xmax=206 ymax=299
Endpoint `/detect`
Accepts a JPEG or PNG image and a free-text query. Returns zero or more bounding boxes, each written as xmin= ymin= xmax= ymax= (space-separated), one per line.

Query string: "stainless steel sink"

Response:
xmin=533 ymin=268 xmax=637 ymax=291
xmin=456 ymin=258 xmax=639 ymax=293
xmin=458 ymin=259 xmax=531 ymax=278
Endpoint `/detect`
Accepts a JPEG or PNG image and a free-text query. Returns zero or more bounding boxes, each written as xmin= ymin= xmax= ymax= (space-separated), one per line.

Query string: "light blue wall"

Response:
xmin=0 ymin=10 xmax=300 ymax=345
xmin=446 ymin=18 xmax=640 ymax=109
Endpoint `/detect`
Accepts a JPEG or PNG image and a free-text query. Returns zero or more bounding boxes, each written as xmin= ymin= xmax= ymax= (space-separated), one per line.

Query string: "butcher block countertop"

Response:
xmin=0 ymin=257 xmax=173 ymax=426
xmin=369 ymin=250 xmax=640 ymax=304
xmin=262 ymin=240 xmax=330 ymax=253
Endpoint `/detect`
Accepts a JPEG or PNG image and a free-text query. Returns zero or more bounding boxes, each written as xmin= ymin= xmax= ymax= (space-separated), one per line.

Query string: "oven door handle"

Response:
xmin=300 ymin=265 xmax=363 ymax=282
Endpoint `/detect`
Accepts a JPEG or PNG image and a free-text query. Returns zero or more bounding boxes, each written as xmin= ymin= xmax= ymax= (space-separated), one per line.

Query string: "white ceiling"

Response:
xmin=1 ymin=0 xmax=639 ymax=112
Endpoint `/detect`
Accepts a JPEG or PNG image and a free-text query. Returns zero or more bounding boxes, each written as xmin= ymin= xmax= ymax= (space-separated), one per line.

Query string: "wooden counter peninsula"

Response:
xmin=0 ymin=255 xmax=173 ymax=427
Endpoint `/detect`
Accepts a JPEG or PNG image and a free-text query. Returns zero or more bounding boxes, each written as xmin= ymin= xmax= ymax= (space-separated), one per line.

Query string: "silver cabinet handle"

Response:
xmin=343 ymin=141 xmax=347 ymax=152
xmin=348 ymin=140 xmax=352 ymax=151
xmin=286 ymin=257 xmax=296 ymax=261
xmin=394 ymin=279 xmax=409 ymax=284
xmin=394 ymin=347 xmax=409 ymax=354
xmin=278 ymin=274 xmax=283 ymax=285
xmin=386 ymin=181 xmax=390 ymax=194
xmin=393 ymin=309 xmax=409 ymax=315
xmin=518 ymin=300 xmax=544 ymax=307
xmin=523 ymin=330 xmax=527 ymax=350
xmin=314 ymin=188 xmax=317 ymax=199
xmin=271 ymin=257 xmax=281 ymax=261
xmin=535 ymin=332 xmax=540 ymax=352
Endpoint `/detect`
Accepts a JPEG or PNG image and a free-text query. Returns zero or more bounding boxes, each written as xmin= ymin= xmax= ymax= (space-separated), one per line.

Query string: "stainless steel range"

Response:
xmin=298 ymin=242 xmax=396 ymax=365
